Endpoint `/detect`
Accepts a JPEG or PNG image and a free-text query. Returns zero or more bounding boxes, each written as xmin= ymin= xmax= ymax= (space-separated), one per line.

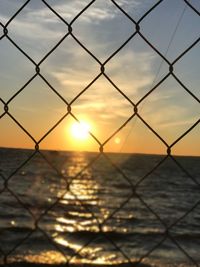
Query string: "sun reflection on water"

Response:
xmin=52 ymin=153 xmax=116 ymax=264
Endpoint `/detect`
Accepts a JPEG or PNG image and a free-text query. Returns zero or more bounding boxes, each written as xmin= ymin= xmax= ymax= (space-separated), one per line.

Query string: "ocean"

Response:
xmin=0 ymin=148 xmax=200 ymax=267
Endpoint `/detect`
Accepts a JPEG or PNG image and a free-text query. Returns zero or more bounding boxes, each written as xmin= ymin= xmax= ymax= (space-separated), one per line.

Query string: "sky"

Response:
xmin=0 ymin=0 xmax=200 ymax=155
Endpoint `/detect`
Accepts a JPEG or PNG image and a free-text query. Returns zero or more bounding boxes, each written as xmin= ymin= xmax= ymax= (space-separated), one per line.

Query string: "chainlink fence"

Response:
xmin=0 ymin=0 xmax=200 ymax=266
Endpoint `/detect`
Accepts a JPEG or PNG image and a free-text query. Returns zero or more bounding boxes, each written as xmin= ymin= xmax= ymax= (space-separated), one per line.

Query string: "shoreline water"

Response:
xmin=0 ymin=148 xmax=199 ymax=266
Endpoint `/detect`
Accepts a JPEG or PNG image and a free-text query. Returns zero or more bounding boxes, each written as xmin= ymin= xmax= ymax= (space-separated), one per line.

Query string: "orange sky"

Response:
xmin=1 ymin=111 xmax=199 ymax=156
xmin=0 ymin=0 xmax=199 ymax=156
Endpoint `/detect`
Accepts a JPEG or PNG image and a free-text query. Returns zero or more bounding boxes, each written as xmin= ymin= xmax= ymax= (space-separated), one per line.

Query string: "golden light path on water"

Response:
xmin=7 ymin=152 xmax=190 ymax=266
xmin=41 ymin=152 xmax=149 ymax=266
xmin=51 ymin=152 xmax=117 ymax=265
xmin=10 ymin=153 xmax=120 ymax=266
xmin=18 ymin=152 xmax=119 ymax=266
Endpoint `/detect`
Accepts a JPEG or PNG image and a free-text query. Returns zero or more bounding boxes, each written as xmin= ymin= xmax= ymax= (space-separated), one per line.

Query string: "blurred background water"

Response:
xmin=0 ymin=148 xmax=200 ymax=266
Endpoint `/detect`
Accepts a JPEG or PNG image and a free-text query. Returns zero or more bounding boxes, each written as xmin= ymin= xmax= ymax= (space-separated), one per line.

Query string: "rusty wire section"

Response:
xmin=0 ymin=0 xmax=200 ymax=266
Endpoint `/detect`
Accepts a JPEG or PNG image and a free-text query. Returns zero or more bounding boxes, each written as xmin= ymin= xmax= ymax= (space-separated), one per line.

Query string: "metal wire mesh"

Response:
xmin=0 ymin=0 xmax=200 ymax=266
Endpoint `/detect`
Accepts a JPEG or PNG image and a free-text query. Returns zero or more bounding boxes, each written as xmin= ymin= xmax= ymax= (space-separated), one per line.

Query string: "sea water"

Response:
xmin=0 ymin=148 xmax=199 ymax=266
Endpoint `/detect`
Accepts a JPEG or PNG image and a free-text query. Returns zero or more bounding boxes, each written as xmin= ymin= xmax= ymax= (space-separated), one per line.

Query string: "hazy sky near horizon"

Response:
xmin=0 ymin=0 xmax=200 ymax=155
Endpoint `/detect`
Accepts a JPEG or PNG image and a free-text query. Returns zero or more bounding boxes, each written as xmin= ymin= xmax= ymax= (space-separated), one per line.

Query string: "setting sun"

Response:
xmin=70 ymin=121 xmax=91 ymax=140
xmin=114 ymin=137 xmax=121 ymax=144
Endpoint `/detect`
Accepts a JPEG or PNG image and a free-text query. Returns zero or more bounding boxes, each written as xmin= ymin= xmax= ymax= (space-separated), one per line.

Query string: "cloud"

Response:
xmin=44 ymin=47 xmax=155 ymax=114
xmin=0 ymin=1 xmax=133 ymax=61
xmin=8 ymin=0 xmax=119 ymax=27
xmin=106 ymin=49 xmax=155 ymax=98
xmin=0 ymin=3 xmax=68 ymax=61
xmin=1 ymin=0 xmax=197 ymax=137
xmin=140 ymin=97 xmax=199 ymax=133
xmin=43 ymin=0 xmax=129 ymax=23
xmin=0 ymin=0 xmax=26 ymax=22
xmin=158 ymin=117 xmax=200 ymax=129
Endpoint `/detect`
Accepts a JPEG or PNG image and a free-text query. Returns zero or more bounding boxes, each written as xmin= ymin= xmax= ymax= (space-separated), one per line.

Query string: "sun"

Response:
xmin=114 ymin=137 xmax=121 ymax=144
xmin=70 ymin=121 xmax=91 ymax=140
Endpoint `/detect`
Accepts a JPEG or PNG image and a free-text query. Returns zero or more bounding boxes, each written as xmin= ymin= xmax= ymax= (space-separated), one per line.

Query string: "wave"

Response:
xmin=3 ymin=225 xmax=200 ymax=241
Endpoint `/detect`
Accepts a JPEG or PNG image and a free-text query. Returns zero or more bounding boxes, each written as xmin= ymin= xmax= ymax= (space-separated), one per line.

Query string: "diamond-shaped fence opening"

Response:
xmin=139 ymin=76 xmax=200 ymax=144
xmin=8 ymin=76 xmax=68 ymax=140
xmin=0 ymin=1 xmax=200 ymax=266
xmin=172 ymin=124 xmax=200 ymax=158
xmin=171 ymin=204 xmax=200 ymax=263
xmin=6 ymin=0 xmax=68 ymax=62
xmin=0 ymin=189 xmax=34 ymax=253
xmin=71 ymin=75 xmax=134 ymax=141
xmin=105 ymin=117 xmax=167 ymax=155
xmin=40 ymin=35 xmax=100 ymax=102
xmin=105 ymin=35 xmax=170 ymax=103
xmin=70 ymin=0 xmax=135 ymax=61
xmin=0 ymin=38 xmax=34 ymax=100
xmin=8 ymin=152 xmax=68 ymax=219
xmin=138 ymin=1 xmax=199 ymax=60
xmin=7 ymin=230 xmax=67 ymax=265
xmin=137 ymin=157 xmax=200 ymax=226
xmin=0 ymin=147 xmax=34 ymax=178
xmin=0 ymin=116 xmax=35 ymax=149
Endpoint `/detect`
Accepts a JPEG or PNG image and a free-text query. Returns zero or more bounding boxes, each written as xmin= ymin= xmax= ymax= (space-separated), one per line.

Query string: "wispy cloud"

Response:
xmin=158 ymin=117 xmax=200 ymax=129
xmin=42 ymin=0 xmax=130 ymax=23
xmin=140 ymin=98 xmax=199 ymax=135
xmin=45 ymin=47 xmax=155 ymax=116
xmin=106 ymin=49 xmax=155 ymax=100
